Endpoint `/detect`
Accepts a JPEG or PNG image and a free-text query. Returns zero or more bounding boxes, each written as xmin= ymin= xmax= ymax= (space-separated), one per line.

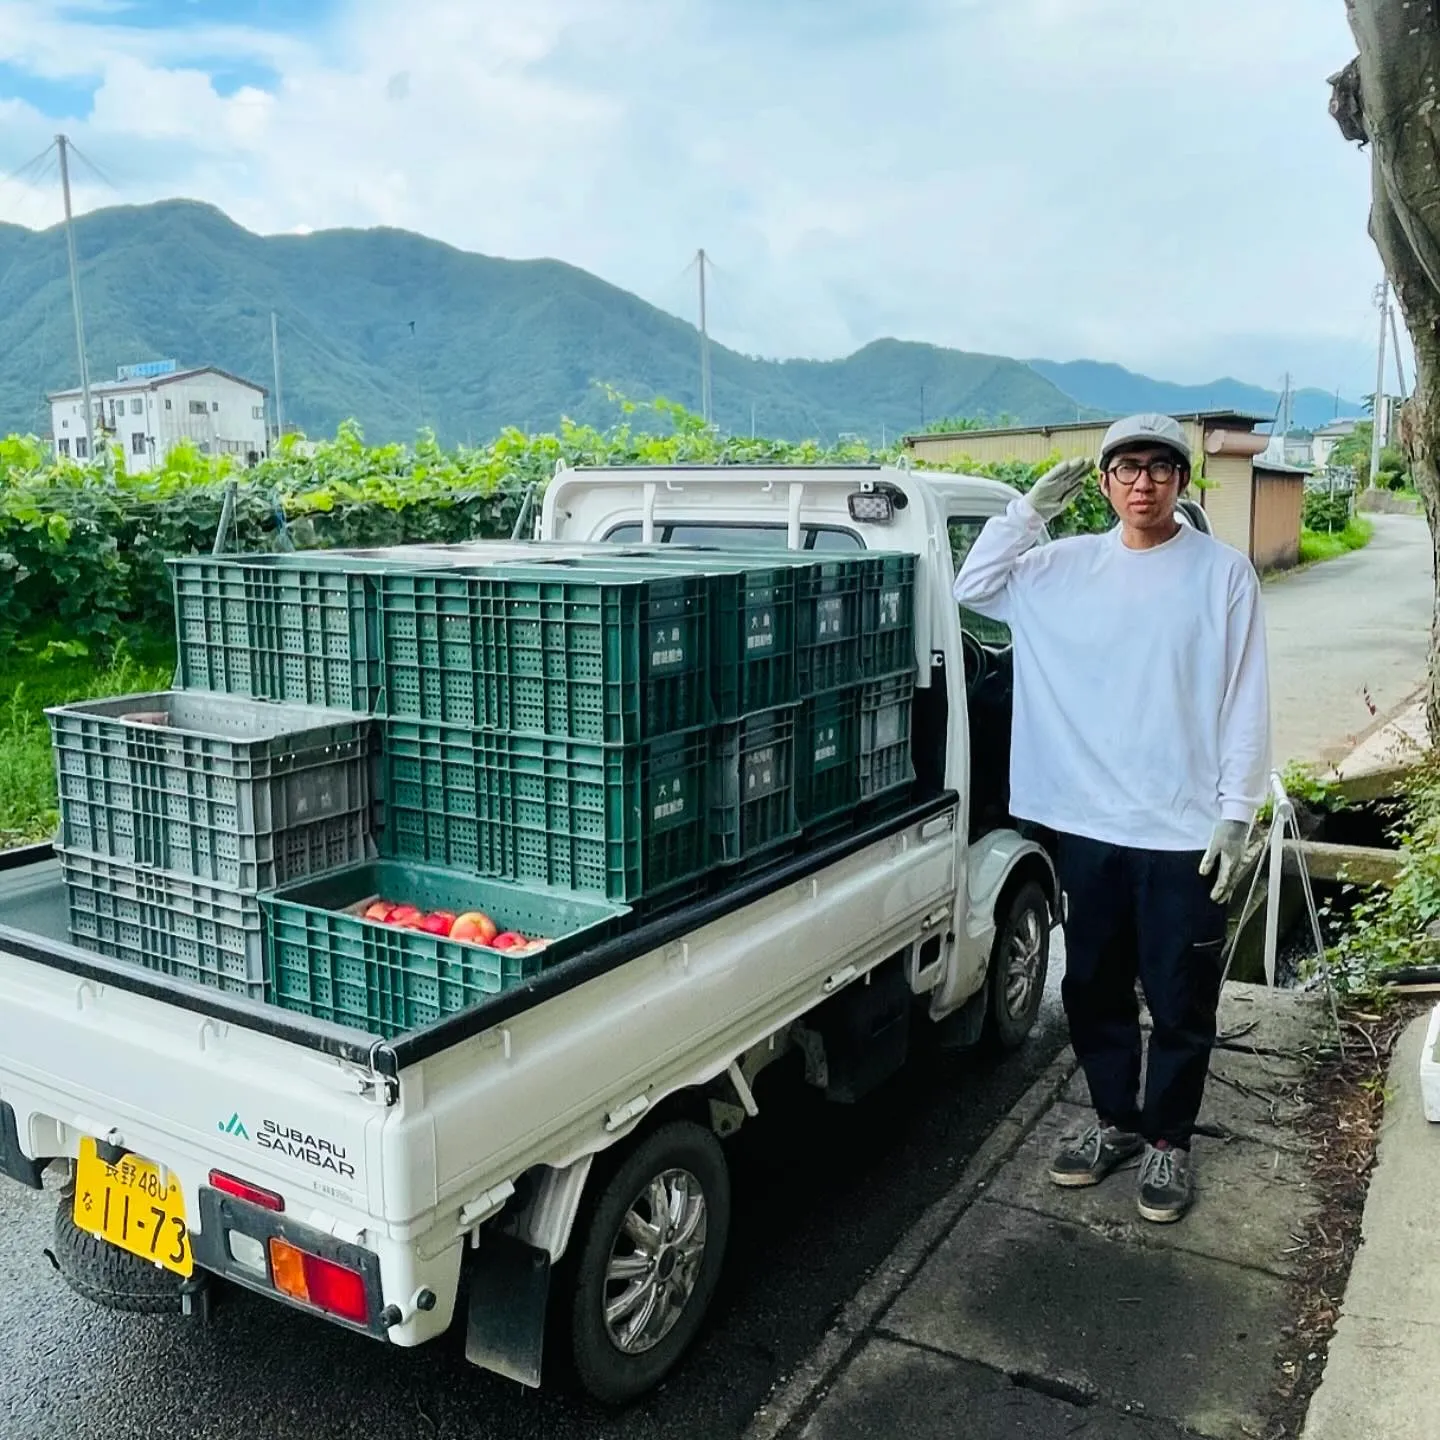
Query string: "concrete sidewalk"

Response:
xmin=745 ymin=984 xmax=1329 ymax=1440
xmin=1302 ymin=1013 xmax=1440 ymax=1439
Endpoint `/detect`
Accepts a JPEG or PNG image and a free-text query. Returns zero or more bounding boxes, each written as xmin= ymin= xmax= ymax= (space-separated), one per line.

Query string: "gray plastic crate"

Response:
xmin=47 ymin=691 xmax=375 ymax=890
xmin=59 ymin=849 xmax=266 ymax=999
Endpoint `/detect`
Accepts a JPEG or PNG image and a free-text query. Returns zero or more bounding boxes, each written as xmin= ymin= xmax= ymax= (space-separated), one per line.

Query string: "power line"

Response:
xmin=1 ymin=139 xmax=58 ymax=191
xmin=63 ymin=139 xmax=120 ymax=194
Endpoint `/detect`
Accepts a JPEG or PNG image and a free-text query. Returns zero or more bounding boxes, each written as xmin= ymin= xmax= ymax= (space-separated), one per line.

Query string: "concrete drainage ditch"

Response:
xmin=1226 ymin=763 xmax=1411 ymax=986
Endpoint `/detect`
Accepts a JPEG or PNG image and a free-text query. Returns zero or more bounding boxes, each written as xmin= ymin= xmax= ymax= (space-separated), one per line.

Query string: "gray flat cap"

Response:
xmin=1098 ymin=413 xmax=1193 ymax=468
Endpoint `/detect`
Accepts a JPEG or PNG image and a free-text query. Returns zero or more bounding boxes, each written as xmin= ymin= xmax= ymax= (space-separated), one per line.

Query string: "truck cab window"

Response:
xmin=948 ymin=518 xmax=1013 ymax=647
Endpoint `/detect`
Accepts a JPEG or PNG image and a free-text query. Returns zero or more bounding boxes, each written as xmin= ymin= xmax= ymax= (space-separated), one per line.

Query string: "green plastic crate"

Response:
xmin=47 ymin=691 xmax=375 ymax=890
xmin=795 ymin=685 xmax=862 ymax=826
xmin=377 ymin=566 xmax=711 ymax=742
xmin=59 ymin=849 xmax=266 ymax=999
xmin=794 ymin=559 xmax=865 ymax=696
xmin=170 ymin=556 xmax=382 ymax=713
xmin=711 ymin=706 xmax=800 ymax=865
xmin=547 ymin=552 xmax=799 ymax=721
xmin=860 ymin=673 xmax=916 ymax=799
xmin=860 ymin=553 xmax=917 ymax=679
xmin=379 ymin=720 xmax=711 ymax=903
xmin=261 ymin=860 xmax=629 ymax=1037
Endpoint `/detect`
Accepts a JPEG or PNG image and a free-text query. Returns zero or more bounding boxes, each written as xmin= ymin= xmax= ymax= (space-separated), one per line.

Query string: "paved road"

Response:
xmin=1264 ymin=511 xmax=1433 ymax=767
xmin=0 ymin=985 xmax=1067 ymax=1440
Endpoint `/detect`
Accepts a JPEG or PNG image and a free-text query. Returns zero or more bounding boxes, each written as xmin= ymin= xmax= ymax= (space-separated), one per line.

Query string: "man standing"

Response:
xmin=953 ymin=413 xmax=1271 ymax=1223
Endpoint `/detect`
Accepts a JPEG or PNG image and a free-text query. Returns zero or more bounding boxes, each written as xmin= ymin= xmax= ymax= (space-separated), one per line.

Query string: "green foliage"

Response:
xmin=1260 ymin=761 xmax=1348 ymax=822
xmin=0 ymin=201 xmax=1094 ymax=447
xmin=0 ymin=397 xmax=940 ymax=648
xmin=925 ymin=451 xmax=1114 ymax=537
xmin=1299 ymin=517 xmax=1373 ymax=565
xmin=0 ymin=633 xmax=174 ymax=845
xmin=921 ymin=413 xmax=1021 ymax=435
xmin=1329 ymin=422 xmax=1372 ymax=484
xmin=1328 ymin=760 xmax=1440 ymax=994
xmin=1303 ymin=487 xmax=1355 ymax=533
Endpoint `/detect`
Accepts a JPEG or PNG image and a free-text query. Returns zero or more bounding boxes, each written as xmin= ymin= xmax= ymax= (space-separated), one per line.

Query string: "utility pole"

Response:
xmin=1389 ymin=305 xmax=1409 ymax=402
xmin=1370 ymin=276 xmax=1389 ymax=486
xmin=270 ymin=310 xmax=285 ymax=446
xmin=56 ymin=134 xmax=94 ymax=459
xmin=697 ymin=249 xmax=712 ymax=425
xmin=919 ymin=384 xmax=926 ymax=429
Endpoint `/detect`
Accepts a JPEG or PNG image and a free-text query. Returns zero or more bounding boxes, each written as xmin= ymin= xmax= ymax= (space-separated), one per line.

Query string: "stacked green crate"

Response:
xmin=169 ymin=554 xmax=387 ymax=713
xmin=534 ymin=552 xmax=808 ymax=866
xmin=373 ymin=563 xmax=716 ymax=905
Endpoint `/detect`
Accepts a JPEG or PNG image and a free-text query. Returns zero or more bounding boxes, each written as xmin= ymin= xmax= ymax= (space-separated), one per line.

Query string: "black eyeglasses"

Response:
xmin=1106 ymin=458 xmax=1182 ymax=487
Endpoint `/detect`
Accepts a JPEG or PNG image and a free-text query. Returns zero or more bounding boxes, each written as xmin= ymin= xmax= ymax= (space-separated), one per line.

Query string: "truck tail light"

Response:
xmin=267 ymin=1238 xmax=369 ymax=1325
xmin=209 ymin=1170 xmax=284 ymax=1212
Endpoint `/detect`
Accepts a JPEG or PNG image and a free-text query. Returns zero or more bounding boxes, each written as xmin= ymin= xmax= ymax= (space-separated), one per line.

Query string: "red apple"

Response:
xmin=363 ymin=901 xmax=395 ymax=923
xmin=451 ymin=911 xmax=498 ymax=945
xmin=388 ymin=904 xmax=422 ymax=928
xmin=420 ymin=910 xmax=456 ymax=937
xmin=490 ymin=931 xmax=526 ymax=950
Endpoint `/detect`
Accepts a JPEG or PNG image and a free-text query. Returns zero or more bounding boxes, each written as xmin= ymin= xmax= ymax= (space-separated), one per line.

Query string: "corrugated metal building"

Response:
xmin=903 ymin=411 xmax=1298 ymax=569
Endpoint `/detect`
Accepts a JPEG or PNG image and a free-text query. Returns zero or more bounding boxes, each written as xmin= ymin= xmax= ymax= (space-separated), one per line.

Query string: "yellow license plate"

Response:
xmin=73 ymin=1136 xmax=193 ymax=1278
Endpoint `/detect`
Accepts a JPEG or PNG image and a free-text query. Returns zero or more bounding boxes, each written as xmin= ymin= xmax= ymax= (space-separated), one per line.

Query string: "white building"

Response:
xmin=48 ymin=362 xmax=269 ymax=474
xmin=1311 ymin=418 xmax=1360 ymax=471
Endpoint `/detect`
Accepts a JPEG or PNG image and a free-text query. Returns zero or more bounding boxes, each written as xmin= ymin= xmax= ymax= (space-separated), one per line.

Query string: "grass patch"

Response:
xmin=0 ymin=630 xmax=175 ymax=848
xmin=1299 ymin=516 xmax=1374 ymax=566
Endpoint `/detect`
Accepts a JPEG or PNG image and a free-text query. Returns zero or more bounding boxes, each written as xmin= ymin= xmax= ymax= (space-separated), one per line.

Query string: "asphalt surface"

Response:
xmin=0 ymin=981 xmax=1066 ymax=1440
xmin=1263 ymin=510 xmax=1433 ymax=766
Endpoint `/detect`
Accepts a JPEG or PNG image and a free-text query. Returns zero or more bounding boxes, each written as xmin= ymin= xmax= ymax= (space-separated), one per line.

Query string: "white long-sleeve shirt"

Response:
xmin=953 ymin=498 xmax=1272 ymax=852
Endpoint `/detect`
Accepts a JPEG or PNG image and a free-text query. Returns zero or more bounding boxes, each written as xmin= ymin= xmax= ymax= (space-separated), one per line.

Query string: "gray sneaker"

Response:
xmin=1137 ymin=1143 xmax=1194 ymax=1223
xmin=1048 ymin=1123 xmax=1144 ymax=1188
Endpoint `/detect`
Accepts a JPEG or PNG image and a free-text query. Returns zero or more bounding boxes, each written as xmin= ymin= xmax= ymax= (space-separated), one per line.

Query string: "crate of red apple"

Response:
xmin=355 ymin=898 xmax=549 ymax=956
xmin=259 ymin=860 xmax=631 ymax=1037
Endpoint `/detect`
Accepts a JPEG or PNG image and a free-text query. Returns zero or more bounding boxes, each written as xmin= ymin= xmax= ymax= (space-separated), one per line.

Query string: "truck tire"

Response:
xmin=51 ymin=1195 xmax=186 ymax=1315
xmin=986 ymin=880 xmax=1050 ymax=1050
xmin=567 ymin=1120 xmax=731 ymax=1405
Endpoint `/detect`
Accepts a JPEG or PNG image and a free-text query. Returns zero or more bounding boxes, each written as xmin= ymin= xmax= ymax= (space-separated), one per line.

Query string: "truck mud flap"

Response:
xmin=465 ymin=1231 xmax=552 ymax=1388
xmin=0 ymin=1101 xmax=43 ymax=1188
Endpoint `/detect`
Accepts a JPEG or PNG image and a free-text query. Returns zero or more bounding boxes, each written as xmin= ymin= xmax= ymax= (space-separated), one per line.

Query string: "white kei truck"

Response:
xmin=0 ymin=463 xmax=1061 ymax=1405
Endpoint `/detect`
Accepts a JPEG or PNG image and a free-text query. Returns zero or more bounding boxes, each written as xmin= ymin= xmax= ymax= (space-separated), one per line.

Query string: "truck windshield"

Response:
xmin=603 ymin=522 xmax=863 ymax=551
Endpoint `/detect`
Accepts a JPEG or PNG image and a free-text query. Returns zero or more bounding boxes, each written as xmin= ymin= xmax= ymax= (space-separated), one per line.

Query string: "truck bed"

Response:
xmin=0 ymin=793 xmax=957 ymax=1071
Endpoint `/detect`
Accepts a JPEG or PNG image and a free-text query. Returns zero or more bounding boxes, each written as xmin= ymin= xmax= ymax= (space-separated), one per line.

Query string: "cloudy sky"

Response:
xmin=0 ymin=1 xmax=1389 ymax=397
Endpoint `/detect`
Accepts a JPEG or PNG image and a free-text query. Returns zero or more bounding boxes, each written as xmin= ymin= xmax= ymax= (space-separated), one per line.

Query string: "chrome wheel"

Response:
xmin=1004 ymin=903 xmax=1045 ymax=1021
xmin=603 ymin=1168 xmax=709 ymax=1355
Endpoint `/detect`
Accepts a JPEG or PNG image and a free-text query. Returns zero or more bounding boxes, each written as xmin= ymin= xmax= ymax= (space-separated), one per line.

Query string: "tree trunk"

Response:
xmin=1340 ymin=1 xmax=1440 ymax=742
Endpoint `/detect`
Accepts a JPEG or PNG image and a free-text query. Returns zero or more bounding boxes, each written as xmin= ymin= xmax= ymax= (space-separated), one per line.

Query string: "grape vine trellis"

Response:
xmin=0 ymin=397 xmax=1110 ymax=650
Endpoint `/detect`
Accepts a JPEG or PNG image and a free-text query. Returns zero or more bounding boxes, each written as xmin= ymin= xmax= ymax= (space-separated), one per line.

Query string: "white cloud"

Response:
xmin=0 ymin=0 xmax=1387 ymax=396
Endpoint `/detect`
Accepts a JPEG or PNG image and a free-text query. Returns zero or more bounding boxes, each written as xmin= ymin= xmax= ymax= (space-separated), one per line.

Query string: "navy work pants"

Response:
xmin=1055 ymin=833 xmax=1228 ymax=1149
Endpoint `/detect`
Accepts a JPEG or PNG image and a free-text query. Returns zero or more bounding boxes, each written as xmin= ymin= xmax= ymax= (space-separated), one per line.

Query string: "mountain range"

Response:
xmin=0 ymin=199 xmax=1363 ymax=447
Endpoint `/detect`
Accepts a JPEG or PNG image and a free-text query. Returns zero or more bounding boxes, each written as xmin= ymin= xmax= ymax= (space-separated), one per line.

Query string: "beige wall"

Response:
xmin=1197 ymin=452 xmax=1253 ymax=555
xmin=907 ymin=425 xmax=1112 ymax=467
xmin=906 ymin=419 xmax=1212 ymax=471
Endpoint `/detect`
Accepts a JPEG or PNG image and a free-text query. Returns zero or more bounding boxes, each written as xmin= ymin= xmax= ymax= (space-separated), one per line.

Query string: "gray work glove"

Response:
xmin=1022 ymin=457 xmax=1093 ymax=523
xmin=1199 ymin=820 xmax=1250 ymax=904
